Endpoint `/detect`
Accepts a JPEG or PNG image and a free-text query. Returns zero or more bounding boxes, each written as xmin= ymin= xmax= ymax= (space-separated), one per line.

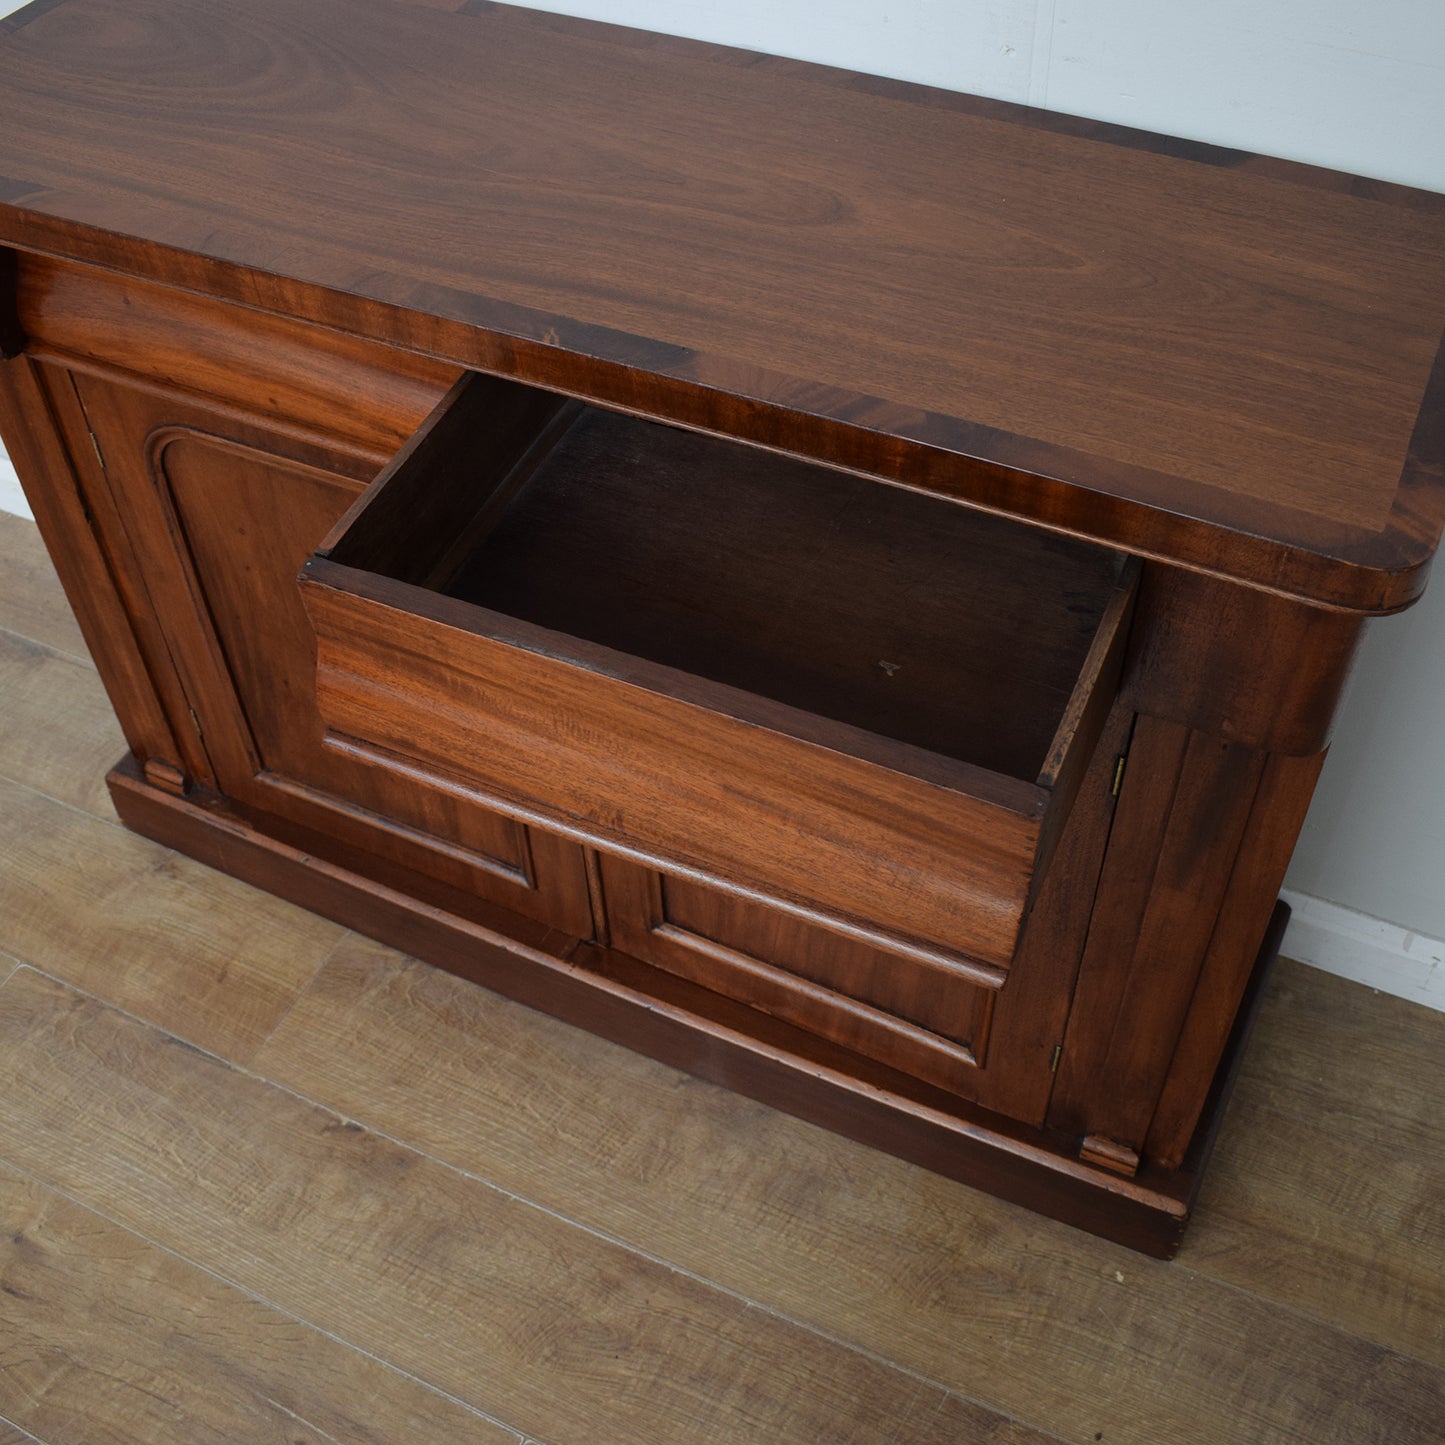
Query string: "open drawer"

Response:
xmin=300 ymin=372 xmax=1137 ymax=972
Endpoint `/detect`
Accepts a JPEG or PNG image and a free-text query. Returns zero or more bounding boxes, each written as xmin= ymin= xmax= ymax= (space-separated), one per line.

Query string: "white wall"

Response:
xmin=3 ymin=0 xmax=1444 ymax=990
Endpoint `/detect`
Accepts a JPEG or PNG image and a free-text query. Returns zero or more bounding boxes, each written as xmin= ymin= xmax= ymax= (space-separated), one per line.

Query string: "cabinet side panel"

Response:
xmin=1144 ymin=747 xmax=1325 ymax=1167
xmin=0 ymin=355 xmax=187 ymax=775
xmin=1048 ymin=717 xmax=1268 ymax=1154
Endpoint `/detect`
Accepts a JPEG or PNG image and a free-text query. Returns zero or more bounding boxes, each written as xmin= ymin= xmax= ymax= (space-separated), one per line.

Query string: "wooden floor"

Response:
xmin=1 ymin=510 xmax=1443 ymax=1445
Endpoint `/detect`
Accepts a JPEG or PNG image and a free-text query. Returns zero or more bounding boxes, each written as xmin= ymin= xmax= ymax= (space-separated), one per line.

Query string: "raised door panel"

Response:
xmin=600 ymin=854 xmax=998 ymax=1098
xmin=67 ymin=368 xmax=593 ymax=938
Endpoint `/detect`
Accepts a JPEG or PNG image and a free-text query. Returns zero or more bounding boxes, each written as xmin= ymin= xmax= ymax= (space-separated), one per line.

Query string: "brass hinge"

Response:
xmin=1110 ymin=752 xmax=1128 ymax=797
xmin=1049 ymin=1043 xmax=1062 ymax=1073
xmin=88 ymin=429 xmax=106 ymax=471
xmin=189 ymin=707 xmax=204 ymax=742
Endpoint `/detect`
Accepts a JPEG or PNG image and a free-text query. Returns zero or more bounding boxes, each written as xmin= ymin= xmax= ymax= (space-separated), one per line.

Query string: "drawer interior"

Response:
xmin=324 ymin=374 xmax=1128 ymax=792
xmin=444 ymin=408 xmax=1118 ymax=784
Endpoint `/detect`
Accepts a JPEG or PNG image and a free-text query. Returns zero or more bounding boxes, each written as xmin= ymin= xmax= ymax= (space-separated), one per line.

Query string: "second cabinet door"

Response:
xmin=66 ymin=367 xmax=594 ymax=938
xmin=600 ymin=855 xmax=1001 ymax=1101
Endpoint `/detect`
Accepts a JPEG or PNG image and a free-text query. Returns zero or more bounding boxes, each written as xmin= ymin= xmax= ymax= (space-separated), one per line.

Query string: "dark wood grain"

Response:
xmin=305 ymin=564 xmax=1047 ymax=969
xmin=371 ymin=376 xmax=1126 ymax=783
xmin=68 ymin=367 xmax=596 ymax=938
xmin=107 ymin=760 xmax=1200 ymax=1257
xmin=600 ymin=855 xmax=999 ymax=1098
xmin=1049 ymin=720 xmax=1268 ymax=1155
xmin=1123 ymin=563 xmax=1365 ymax=755
xmin=1146 ymin=752 xmax=1325 ymax=1166
xmin=1 ymin=0 xmax=1443 ymax=606
xmin=18 ymin=252 xmax=461 ymax=454
xmin=2 ymin=0 xmax=1440 ymax=1259
xmin=0 ymin=357 xmax=187 ymax=780
xmin=305 ymin=374 xmax=1133 ymax=967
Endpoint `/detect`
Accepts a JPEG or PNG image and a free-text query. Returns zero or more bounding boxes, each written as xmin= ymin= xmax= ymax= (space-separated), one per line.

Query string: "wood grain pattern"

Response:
xmin=428 ymin=387 xmax=1123 ymax=781
xmin=1189 ymin=964 xmax=1445 ymax=1370
xmin=1049 ymin=719 xmax=1266 ymax=1154
xmin=1123 ymin=563 xmax=1364 ymax=755
xmin=0 ymin=1160 xmax=520 ymax=1444
xmin=599 ymin=855 xmax=998 ymax=1097
xmin=0 ymin=359 xmax=189 ymax=780
xmin=250 ymin=934 xmax=1445 ymax=1445
xmin=0 ymin=774 xmax=341 ymax=1062
xmin=0 ymin=510 xmax=88 ymax=660
xmin=18 ymin=252 xmax=458 ymax=454
xmin=109 ymin=762 xmax=1198 ymax=1257
xmin=306 ymin=543 xmax=1127 ymax=968
xmin=1 ymin=0 xmax=1442 ymax=606
xmin=69 ymin=369 xmax=596 ymax=937
xmin=0 ymin=968 xmax=1052 ymax=1445
xmin=0 ymin=627 xmax=122 ymax=819
xmin=1145 ymin=749 xmax=1327 ymax=1166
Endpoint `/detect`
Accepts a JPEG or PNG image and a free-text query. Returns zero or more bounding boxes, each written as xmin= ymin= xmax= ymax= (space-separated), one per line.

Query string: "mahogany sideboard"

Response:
xmin=2 ymin=0 xmax=1443 ymax=1257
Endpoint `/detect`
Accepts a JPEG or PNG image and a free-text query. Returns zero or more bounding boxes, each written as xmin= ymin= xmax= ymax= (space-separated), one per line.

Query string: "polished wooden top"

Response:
xmin=2 ymin=0 xmax=1443 ymax=609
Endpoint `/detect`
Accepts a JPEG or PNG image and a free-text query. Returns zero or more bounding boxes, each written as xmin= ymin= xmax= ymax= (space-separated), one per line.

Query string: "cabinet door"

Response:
xmin=601 ymin=855 xmax=997 ymax=1098
xmin=66 ymin=367 xmax=594 ymax=937
xmin=596 ymin=690 xmax=1135 ymax=1123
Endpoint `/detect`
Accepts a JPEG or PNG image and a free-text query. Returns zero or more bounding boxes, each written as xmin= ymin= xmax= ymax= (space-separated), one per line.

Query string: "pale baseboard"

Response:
xmin=1281 ymin=890 xmax=1445 ymax=1013
xmin=0 ymin=455 xmax=30 ymax=520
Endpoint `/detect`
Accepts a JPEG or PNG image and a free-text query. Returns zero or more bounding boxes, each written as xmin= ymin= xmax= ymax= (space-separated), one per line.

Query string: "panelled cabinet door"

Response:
xmin=593 ymin=692 xmax=1136 ymax=1126
xmin=63 ymin=367 xmax=595 ymax=938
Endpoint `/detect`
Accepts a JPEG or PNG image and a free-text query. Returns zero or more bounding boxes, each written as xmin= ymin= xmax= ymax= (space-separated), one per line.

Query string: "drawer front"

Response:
xmin=301 ymin=372 xmax=1136 ymax=971
xmin=304 ymin=569 xmax=1041 ymax=968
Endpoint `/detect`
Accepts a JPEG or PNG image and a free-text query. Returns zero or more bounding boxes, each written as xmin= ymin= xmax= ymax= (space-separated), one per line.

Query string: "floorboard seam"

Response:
xmin=12 ymin=954 xmax=1445 ymax=1399
xmin=1 ymin=770 xmax=152 ymax=833
xmin=1169 ymin=1254 xmax=1445 ymax=1377
xmin=242 ymin=928 xmax=359 ymax=1069
xmin=243 ymin=1063 xmax=1092 ymax=1433
xmin=0 ymin=1412 xmax=49 ymax=1445
xmin=0 ymin=1155 xmax=531 ymax=1444
xmin=0 ymin=617 xmax=94 ymax=671
xmin=3 ymin=963 xmax=1058 ymax=1435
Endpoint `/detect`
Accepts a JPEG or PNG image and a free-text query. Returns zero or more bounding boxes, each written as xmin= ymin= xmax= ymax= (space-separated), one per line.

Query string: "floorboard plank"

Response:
xmin=0 ymin=968 xmax=1052 ymax=1445
xmin=0 ymin=628 xmax=122 ymax=821
xmin=0 ymin=778 xmax=342 ymax=1062
xmin=252 ymin=935 xmax=1445 ymax=1445
xmin=0 ymin=1417 xmax=47 ymax=1445
xmin=1187 ymin=962 xmax=1445 ymax=1367
xmin=0 ymin=513 xmax=89 ymax=662
xmin=0 ymin=1162 xmax=520 ymax=1444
